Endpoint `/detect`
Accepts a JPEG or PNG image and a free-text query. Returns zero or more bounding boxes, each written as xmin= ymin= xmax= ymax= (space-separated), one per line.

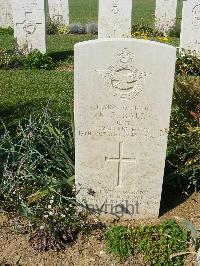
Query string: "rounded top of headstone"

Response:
xmin=74 ymin=38 xmax=176 ymax=51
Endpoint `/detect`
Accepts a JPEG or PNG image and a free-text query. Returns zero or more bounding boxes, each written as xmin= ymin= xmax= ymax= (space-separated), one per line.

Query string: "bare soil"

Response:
xmin=0 ymin=192 xmax=199 ymax=266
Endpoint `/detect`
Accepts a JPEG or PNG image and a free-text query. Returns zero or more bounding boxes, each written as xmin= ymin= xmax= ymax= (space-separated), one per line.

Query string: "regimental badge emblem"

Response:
xmin=96 ymin=48 xmax=151 ymax=100
xmin=23 ymin=20 xmax=37 ymax=34
xmin=193 ymin=4 xmax=200 ymax=21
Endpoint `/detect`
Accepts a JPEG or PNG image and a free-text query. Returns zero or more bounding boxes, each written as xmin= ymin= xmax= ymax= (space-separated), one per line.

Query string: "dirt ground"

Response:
xmin=0 ymin=192 xmax=199 ymax=266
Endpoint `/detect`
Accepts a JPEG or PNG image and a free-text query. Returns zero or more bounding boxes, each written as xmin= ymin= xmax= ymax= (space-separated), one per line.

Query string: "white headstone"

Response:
xmin=98 ymin=0 xmax=132 ymax=38
xmin=155 ymin=0 xmax=178 ymax=34
xmin=12 ymin=0 xmax=47 ymax=54
xmin=75 ymin=39 xmax=176 ymax=219
xmin=0 ymin=0 xmax=13 ymax=28
xmin=180 ymin=0 xmax=200 ymax=56
xmin=48 ymin=0 xmax=69 ymax=26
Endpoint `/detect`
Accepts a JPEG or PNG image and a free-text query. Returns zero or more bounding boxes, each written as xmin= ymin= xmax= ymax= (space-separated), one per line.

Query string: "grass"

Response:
xmin=69 ymin=0 xmax=183 ymax=27
xmin=69 ymin=0 xmax=98 ymax=24
xmin=0 ymin=32 xmax=179 ymax=131
xmin=47 ymin=34 xmax=96 ymax=63
xmin=0 ymin=34 xmax=96 ymax=132
xmin=68 ymin=0 xmax=156 ymax=25
xmin=0 ymin=32 xmax=179 ymax=133
xmin=0 ymin=35 xmax=13 ymax=50
xmin=0 ymin=0 xmax=182 ymax=130
xmin=0 ymin=70 xmax=73 ymax=132
xmin=132 ymin=0 xmax=156 ymax=26
xmin=0 ymin=34 xmax=96 ymax=54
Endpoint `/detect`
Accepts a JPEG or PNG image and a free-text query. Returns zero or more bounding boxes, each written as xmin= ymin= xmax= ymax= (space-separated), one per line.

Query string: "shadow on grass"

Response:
xmin=0 ymin=101 xmax=43 ymax=134
xmin=0 ymin=99 xmax=71 ymax=136
xmin=0 ymin=102 xmax=32 ymax=129
xmin=48 ymin=50 xmax=74 ymax=63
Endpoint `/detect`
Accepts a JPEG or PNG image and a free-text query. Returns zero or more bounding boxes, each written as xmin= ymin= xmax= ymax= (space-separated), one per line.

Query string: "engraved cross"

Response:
xmin=105 ymin=142 xmax=136 ymax=187
xmin=53 ymin=12 xmax=63 ymax=23
xmin=16 ymin=11 xmax=41 ymax=35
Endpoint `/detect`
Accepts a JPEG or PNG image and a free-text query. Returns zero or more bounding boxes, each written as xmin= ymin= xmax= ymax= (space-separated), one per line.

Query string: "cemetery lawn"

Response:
xmin=0 ymin=34 xmax=96 ymax=56
xmin=0 ymin=34 xmax=181 ymax=134
xmin=69 ymin=0 xmax=183 ymax=28
xmin=0 ymin=34 xmax=96 ymax=133
xmin=0 ymin=70 xmax=73 ymax=132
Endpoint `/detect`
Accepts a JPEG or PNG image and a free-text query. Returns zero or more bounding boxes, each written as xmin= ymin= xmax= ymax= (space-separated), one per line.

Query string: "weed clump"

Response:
xmin=105 ymin=220 xmax=188 ymax=265
xmin=0 ymin=109 xmax=87 ymax=250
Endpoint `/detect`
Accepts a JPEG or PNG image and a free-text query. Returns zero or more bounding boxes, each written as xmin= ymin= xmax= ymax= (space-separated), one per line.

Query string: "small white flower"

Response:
xmin=49 ymin=211 xmax=54 ymax=215
xmin=44 ymin=214 xmax=48 ymax=218
xmin=50 ymin=199 xmax=54 ymax=204
xmin=48 ymin=205 xmax=52 ymax=209
xmin=61 ymin=214 xmax=66 ymax=218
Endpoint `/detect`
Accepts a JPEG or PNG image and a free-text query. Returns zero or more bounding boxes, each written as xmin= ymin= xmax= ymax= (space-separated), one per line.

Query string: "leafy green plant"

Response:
xmin=24 ymin=50 xmax=55 ymax=70
xmin=166 ymin=76 xmax=200 ymax=191
xmin=58 ymin=25 xmax=70 ymax=35
xmin=0 ymin=27 xmax=14 ymax=35
xmin=168 ymin=24 xmax=181 ymax=38
xmin=47 ymin=18 xmax=59 ymax=35
xmin=0 ymin=48 xmax=55 ymax=70
xmin=105 ymin=220 xmax=188 ymax=265
xmin=132 ymin=23 xmax=163 ymax=38
xmin=136 ymin=220 xmax=187 ymax=265
xmin=0 ymin=49 xmax=23 ymax=69
xmin=105 ymin=225 xmax=133 ymax=261
xmin=176 ymin=53 xmax=200 ymax=76
xmin=0 ymin=108 xmax=87 ymax=250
